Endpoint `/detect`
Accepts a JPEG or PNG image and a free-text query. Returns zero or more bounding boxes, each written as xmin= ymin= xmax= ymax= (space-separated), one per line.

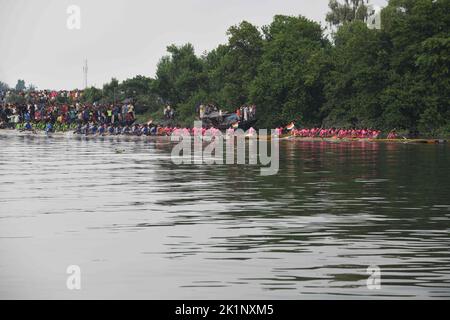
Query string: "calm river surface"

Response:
xmin=0 ymin=133 xmax=449 ymax=299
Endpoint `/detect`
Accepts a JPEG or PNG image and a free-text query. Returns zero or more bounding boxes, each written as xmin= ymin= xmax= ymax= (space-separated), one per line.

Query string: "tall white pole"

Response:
xmin=83 ymin=59 xmax=88 ymax=89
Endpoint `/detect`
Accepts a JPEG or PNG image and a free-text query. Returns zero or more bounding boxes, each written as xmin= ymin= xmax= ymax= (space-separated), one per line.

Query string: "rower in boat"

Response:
xmin=226 ymin=127 xmax=235 ymax=138
xmin=150 ymin=126 xmax=157 ymax=136
xmin=273 ymin=127 xmax=282 ymax=137
xmin=132 ymin=124 xmax=141 ymax=136
xmin=247 ymin=127 xmax=257 ymax=137
xmin=98 ymin=124 xmax=106 ymax=135
xmin=91 ymin=123 xmax=98 ymax=135
xmin=387 ymin=129 xmax=398 ymax=140
xmin=107 ymin=125 xmax=115 ymax=135
xmin=193 ymin=126 xmax=201 ymax=137
xmin=141 ymin=124 xmax=150 ymax=136
xmin=83 ymin=123 xmax=90 ymax=135
xmin=286 ymin=122 xmax=295 ymax=133
xmin=370 ymin=130 xmax=380 ymax=139
xmin=20 ymin=121 xmax=34 ymax=133
xmin=45 ymin=121 xmax=54 ymax=135
xmin=182 ymin=127 xmax=191 ymax=136
xmin=74 ymin=123 xmax=82 ymax=134
xmin=123 ymin=125 xmax=131 ymax=135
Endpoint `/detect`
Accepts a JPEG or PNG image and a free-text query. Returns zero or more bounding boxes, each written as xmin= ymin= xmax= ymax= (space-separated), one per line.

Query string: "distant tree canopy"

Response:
xmin=3 ymin=0 xmax=449 ymax=136
xmin=150 ymin=0 xmax=449 ymax=134
xmin=80 ymin=76 xmax=164 ymax=117
xmin=15 ymin=79 xmax=26 ymax=91
xmin=326 ymin=0 xmax=371 ymax=28
xmin=0 ymin=81 xmax=9 ymax=92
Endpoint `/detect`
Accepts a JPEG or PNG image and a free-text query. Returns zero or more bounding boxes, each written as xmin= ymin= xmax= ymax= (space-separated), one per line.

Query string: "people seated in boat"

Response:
xmin=90 ymin=123 xmax=98 ymax=135
xmin=141 ymin=124 xmax=149 ymax=136
xmin=291 ymin=127 xmax=383 ymax=139
xmin=205 ymin=127 xmax=220 ymax=137
xmin=132 ymin=124 xmax=141 ymax=136
xmin=123 ymin=125 xmax=132 ymax=135
xmin=98 ymin=124 xmax=106 ymax=135
xmin=387 ymin=129 xmax=398 ymax=139
xmin=371 ymin=130 xmax=381 ymax=139
xmin=25 ymin=122 xmax=32 ymax=131
xmin=285 ymin=122 xmax=295 ymax=133
xmin=182 ymin=127 xmax=190 ymax=136
xmin=112 ymin=125 xmax=119 ymax=135
xmin=83 ymin=123 xmax=90 ymax=135
xmin=108 ymin=125 xmax=115 ymax=135
xmin=24 ymin=112 xmax=31 ymax=123
xmin=274 ymin=127 xmax=283 ymax=136
xmin=192 ymin=126 xmax=201 ymax=137
xmin=73 ymin=123 xmax=82 ymax=134
xmin=45 ymin=122 xmax=53 ymax=134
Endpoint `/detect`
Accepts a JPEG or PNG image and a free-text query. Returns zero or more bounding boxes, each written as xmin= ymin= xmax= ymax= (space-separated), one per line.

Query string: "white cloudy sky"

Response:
xmin=0 ymin=0 xmax=387 ymax=90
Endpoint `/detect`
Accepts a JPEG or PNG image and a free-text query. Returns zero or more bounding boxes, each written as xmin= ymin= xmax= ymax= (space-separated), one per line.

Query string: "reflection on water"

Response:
xmin=0 ymin=134 xmax=449 ymax=299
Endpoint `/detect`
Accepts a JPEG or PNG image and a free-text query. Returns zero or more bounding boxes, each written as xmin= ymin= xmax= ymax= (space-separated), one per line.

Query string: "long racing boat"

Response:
xmin=0 ymin=129 xmax=447 ymax=144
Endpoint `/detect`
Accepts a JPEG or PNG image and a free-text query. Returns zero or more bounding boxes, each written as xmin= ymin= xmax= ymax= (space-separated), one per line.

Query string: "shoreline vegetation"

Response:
xmin=1 ymin=0 xmax=449 ymax=139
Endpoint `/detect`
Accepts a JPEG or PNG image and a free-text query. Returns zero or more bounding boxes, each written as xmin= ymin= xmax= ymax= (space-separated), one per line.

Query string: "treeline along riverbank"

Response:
xmin=1 ymin=0 xmax=448 ymax=138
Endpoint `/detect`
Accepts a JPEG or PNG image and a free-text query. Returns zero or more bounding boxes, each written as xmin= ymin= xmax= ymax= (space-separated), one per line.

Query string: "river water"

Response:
xmin=0 ymin=133 xmax=449 ymax=299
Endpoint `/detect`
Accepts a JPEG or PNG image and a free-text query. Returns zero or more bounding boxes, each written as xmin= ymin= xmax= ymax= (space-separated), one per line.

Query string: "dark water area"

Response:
xmin=0 ymin=133 xmax=449 ymax=299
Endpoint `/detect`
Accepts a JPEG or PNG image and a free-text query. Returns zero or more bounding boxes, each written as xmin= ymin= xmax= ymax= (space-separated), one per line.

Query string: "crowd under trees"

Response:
xmin=3 ymin=0 xmax=449 ymax=136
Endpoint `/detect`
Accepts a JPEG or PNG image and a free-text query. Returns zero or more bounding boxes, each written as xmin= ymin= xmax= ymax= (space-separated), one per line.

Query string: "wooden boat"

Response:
xmin=291 ymin=136 xmax=448 ymax=144
xmin=1 ymin=129 xmax=446 ymax=144
xmin=0 ymin=129 xmax=63 ymax=138
xmin=0 ymin=129 xmax=172 ymax=141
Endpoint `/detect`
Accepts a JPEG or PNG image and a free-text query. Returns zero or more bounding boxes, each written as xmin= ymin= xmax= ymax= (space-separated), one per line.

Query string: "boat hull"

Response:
xmin=0 ymin=130 xmax=447 ymax=144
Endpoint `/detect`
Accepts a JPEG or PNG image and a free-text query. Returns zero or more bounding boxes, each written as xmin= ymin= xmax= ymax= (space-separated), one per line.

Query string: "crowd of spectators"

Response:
xmin=0 ymin=89 xmax=136 ymax=129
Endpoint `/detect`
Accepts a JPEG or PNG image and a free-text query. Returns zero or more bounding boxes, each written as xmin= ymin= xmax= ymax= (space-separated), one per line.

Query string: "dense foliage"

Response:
xmin=4 ymin=0 xmax=449 ymax=135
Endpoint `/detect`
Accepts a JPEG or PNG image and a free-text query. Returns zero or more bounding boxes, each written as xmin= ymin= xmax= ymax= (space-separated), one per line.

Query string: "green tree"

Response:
xmin=0 ymin=81 xmax=9 ymax=92
xmin=379 ymin=0 xmax=450 ymax=133
xmin=119 ymin=75 xmax=161 ymax=114
xmin=120 ymin=75 xmax=153 ymax=97
xmin=418 ymin=105 xmax=445 ymax=136
xmin=250 ymin=15 xmax=328 ymax=128
xmin=15 ymin=79 xmax=26 ymax=91
xmin=206 ymin=21 xmax=263 ymax=109
xmin=102 ymin=78 xmax=121 ymax=104
xmin=154 ymin=43 xmax=206 ymax=106
xmin=326 ymin=0 xmax=370 ymax=28
xmin=322 ymin=21 xmax=388 ymax=128
xmin=81 ymin=86 xmax=103 ymax=104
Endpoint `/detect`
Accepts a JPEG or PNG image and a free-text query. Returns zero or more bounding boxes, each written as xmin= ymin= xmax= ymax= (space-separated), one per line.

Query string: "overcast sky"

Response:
xmin=0 ymin=0 xmax=387 ymax=90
